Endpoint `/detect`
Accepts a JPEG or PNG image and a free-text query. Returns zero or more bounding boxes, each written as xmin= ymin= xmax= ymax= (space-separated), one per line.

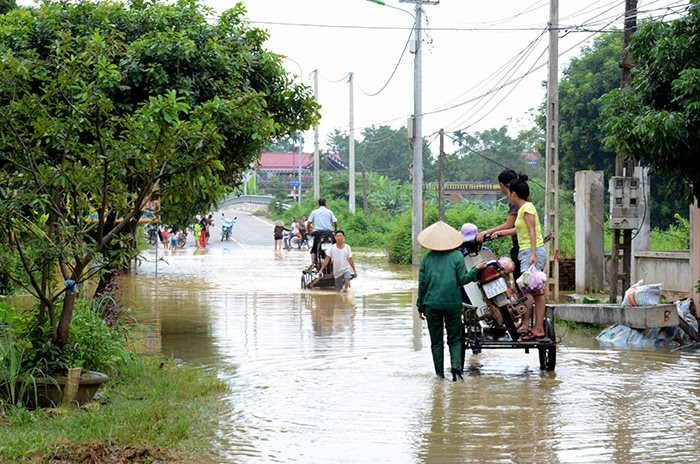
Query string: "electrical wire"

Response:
xmin=356 ymin=23 xmax=415 ymax=97
xmin=443 ymin=30 xmax=548 ymax=132
xmin=431 ymin=27 xmax=548 ymax=113
xmin=319 ymin=72 xmax=351 ymax=84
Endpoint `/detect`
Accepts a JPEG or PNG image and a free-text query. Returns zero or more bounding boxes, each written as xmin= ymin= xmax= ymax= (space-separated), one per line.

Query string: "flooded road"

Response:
xmin=120 ymin=211 xmax=700 ymax=463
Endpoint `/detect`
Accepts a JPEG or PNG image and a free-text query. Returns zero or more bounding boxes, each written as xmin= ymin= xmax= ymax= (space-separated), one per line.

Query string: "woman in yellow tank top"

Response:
xmin=491 ymin=175 xmax=548 ymax=341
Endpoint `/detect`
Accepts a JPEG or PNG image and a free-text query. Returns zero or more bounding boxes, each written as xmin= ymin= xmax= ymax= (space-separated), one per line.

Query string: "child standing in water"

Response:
xmin=273 ymin=220 xmax=289 ymax=252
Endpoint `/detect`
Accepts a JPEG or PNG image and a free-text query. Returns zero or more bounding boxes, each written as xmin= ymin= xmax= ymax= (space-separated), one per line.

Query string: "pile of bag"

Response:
xmin=597 ymin=299 xmax=699 ymax=348
xmin=621 ymin=280 xmax=663 ymax=307
xmin=516 ymin=264 xmax=547 ymax=295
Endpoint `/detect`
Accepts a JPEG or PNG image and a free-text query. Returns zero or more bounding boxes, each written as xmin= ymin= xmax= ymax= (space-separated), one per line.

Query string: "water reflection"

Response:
xmin=121 ymin=245 xmax=700 ymax=463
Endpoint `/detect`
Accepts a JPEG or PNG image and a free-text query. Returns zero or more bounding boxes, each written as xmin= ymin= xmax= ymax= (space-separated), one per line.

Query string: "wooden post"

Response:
xmin=62 ymin=368 xmax=81 ymax=407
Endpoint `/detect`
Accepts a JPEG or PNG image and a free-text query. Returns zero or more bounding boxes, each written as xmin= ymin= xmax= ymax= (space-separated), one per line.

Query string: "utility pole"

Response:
xmin=361 ymin=161 xmax=369 ymax=217
xmin=544 ymin=0 xmax=560 ymax=301
xmin=438 ymin=129 xmax=446 ymax=221
xmin=297 ymin=133 xmax=303 ymax=206
xmin=312 ymin=69 xmax=320 ymax=201
xmin=348 ymin=72 xmax=356 ymax=213
xmin=609 ymin=0 xmax=638 ymax=303
xmin=400 ymin=0 xmax=438 ymax=265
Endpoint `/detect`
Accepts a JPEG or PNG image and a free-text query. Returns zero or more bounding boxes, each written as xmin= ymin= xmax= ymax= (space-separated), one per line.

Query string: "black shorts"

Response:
xmin=310 ymin=230 xmax=335 ymax=255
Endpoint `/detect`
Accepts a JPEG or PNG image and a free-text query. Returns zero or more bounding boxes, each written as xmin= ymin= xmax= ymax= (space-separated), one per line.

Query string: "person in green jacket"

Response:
xmin=416 ymin=221 xmax=485 ymax=381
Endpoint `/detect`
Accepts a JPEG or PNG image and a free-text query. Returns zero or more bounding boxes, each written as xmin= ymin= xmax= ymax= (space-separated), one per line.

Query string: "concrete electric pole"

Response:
xmin=544 ymin=0 xmax=560 ymax=301
xmin=312 ymin=69 xmax=320 ymax=201
xmin=348 ymin=72 xmax=356 ymax=213
xmin=401 ymin=0 xmax=438 ymax=265
xmin=609 ymin=0 xmax=638 ymax=303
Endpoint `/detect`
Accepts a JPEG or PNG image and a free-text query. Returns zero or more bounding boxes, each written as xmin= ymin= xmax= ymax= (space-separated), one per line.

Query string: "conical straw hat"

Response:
xmin=418 ymin=221 xmax=464 ymax=251
xmin=275 ymin=220 xmax=284 ymax=227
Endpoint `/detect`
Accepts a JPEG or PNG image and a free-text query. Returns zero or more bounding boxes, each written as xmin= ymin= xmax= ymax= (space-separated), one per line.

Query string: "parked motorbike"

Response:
xmin=459 ymin=235 xmax=557 ymax=371
xmin=220 ymin=214 xmax=236 ymax=241
xmin=460 ymin=235 xmax=528 ymax=342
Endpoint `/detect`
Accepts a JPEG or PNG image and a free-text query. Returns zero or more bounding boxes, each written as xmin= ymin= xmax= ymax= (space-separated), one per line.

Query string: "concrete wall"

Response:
xmin=604 ymin=250 xmax=692 ymax=295
xmin=575 ymin=171 xmax=605 ymax=293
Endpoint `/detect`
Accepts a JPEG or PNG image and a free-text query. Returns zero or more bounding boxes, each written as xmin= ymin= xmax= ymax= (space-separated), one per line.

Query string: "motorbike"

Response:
xmin=459 ymin=235 xmax=556 ymax=371
xmin=220 ymin=214 xmax=236 ymax=241
xmin=300 ymin=230 xmax=336 ymax=289
xmin=146 ymin=223 xmax=159 ymax=246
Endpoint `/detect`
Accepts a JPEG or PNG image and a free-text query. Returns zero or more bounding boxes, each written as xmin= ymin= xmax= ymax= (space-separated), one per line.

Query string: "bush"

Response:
xmin=1 ymin=298 xmax=127 ymax=378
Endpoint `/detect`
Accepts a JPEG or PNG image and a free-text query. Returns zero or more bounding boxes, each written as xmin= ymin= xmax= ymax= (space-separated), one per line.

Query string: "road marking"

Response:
xmin=232 ymin=237 xmax=246 ymax=249
xmin=250 ymin=215 xmax=274 ymax=227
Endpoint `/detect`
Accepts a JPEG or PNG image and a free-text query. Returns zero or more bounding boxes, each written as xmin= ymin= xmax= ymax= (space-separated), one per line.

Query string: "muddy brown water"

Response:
xmin=120 ymin=225 xmax=699 ymax=463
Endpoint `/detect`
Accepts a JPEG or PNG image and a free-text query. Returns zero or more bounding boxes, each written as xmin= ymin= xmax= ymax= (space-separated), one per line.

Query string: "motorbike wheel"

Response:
xmin=498 ymin=306 xmax=519 ymax=342
xmin=537 ymin=318 xmax=556 ymax=371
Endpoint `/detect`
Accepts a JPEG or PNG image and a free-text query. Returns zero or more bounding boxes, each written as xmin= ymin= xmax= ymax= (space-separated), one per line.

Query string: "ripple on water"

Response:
xmin=121 ymin=246 xmax=700 ymax=463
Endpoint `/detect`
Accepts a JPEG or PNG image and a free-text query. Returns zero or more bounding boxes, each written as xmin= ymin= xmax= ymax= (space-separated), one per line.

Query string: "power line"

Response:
xmin=443 ymin=30 xmax=548 ymax=131
xmin=356 ymin=24 xmax=415 ymax=97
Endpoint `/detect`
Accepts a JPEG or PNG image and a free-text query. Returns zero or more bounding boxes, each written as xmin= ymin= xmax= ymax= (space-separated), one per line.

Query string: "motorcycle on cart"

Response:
xmin=301 ymin=230 xmax=336 ymax=289
xmin=460 ymin=235 xmax=556 ymax=371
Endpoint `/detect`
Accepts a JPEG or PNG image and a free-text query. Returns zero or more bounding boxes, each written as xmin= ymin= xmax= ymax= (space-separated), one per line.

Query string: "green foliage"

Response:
xmin=63 ymin=299 xmax=127 ymax=376
xmin=0 ymin=333 xmax=41 ymax=408
xmin=1 ymin=298 xmax=127 ymax=377
xmin=326 ymin=125 xmax=434 ymax=182
xmin=601 ymin=4 xmax=700 ymax=203
xmin=386 ymin=200 xmax=515 ymax=264
xmin=0 ymin=357 xmax=227 ymax=461
xmin=545 ymin=30 xmax=689 ymax=227
xmin=450 ymin=126 xmax=543 ymax=183
xmin=0 ymin=0 xmax=318 ymax=345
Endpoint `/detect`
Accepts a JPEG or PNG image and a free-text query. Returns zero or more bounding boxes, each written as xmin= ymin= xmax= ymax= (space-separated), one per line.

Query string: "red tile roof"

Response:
xmin=257 ymin=152 xmax=342 ymax=170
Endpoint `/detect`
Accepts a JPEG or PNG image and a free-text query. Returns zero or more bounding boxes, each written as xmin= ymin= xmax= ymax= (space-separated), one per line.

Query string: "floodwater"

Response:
xmin=119 ymin=213 xmax=700 ymax=464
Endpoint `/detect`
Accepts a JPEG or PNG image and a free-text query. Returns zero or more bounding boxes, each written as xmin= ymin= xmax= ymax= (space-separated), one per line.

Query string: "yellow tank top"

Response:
xmin=515 ymin=202 xmax=543 ymax=250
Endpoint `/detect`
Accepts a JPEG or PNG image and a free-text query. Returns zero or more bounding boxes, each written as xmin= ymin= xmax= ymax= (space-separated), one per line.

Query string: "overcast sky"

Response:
xmin=213 ymin=0 xmax=685 ymax=153
xmin=18 ymin=0 xmax=688 ymax=153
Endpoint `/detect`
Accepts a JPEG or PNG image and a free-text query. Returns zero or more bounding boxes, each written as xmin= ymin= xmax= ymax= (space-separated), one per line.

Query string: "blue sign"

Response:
xmin=288 ymin=180 xmax=300 ymax=187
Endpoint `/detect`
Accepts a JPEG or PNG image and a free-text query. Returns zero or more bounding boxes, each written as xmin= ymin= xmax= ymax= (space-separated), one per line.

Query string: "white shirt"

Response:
xmin=328 ymin=244 xmax=352 ymax=278
xmin=308 ymin=206 xmax=337 ymax=231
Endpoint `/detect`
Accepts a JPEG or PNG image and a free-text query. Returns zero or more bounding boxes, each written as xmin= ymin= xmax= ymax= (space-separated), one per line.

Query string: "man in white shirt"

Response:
xmin=318 ymin=230 xmax=358 ymax=291
xmin=306 ymin=198 xmax=338 ymax=266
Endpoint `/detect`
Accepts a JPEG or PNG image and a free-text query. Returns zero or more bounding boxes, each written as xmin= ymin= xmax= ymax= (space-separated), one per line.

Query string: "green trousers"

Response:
xmin=424 ymin=306 xmax=463 ymax=376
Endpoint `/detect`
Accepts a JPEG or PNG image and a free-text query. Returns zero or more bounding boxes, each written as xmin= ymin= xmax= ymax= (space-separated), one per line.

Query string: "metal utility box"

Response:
xmin=609 ymin=176 xmax=640 ymax=229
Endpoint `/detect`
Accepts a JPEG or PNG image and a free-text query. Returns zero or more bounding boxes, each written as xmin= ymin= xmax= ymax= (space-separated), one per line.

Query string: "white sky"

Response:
xmin=216 ymin=0 xmax=683 ymax=153
xmin=18 ymin=0 xmax=687 ymax=153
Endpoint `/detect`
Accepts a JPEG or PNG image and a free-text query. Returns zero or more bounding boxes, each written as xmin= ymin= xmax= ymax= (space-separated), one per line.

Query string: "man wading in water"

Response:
xmin=318 ymin=230 xmax=357 ymax=291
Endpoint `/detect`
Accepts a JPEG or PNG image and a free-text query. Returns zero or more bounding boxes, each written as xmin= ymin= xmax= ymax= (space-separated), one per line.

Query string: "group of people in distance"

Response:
xmin=273 ymin=215 xmax=309 ymax=251
xmin=417 ymin=169 xmax=549 ymax=380
xmin=275 ymin=198 xmax=357 ymax=291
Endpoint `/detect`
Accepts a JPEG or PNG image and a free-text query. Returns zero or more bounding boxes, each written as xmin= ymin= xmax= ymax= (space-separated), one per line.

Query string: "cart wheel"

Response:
xmin=538 ymin=318 xmax=556 ymax=371
xmin=301 ymin=272 xmax=311 ymax=289
xmin=499 ymin=306 xmax=519 ymax=342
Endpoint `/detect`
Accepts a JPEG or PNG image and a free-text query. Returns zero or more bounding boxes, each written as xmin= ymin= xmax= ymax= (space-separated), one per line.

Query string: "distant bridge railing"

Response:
xmin=424 ymin=182 xmax=501 ymax=195
xmin=219 ymin=194 xmax=274 ymax=208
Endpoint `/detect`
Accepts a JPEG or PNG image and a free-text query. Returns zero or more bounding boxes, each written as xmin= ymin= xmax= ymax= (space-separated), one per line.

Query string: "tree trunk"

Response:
xmin=55 ymin=291 xmax=76 ymax=347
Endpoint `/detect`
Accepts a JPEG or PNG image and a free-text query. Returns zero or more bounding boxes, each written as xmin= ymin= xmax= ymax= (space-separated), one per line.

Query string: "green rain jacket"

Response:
xmin=416 ymin=249 xmax=479 ymax=312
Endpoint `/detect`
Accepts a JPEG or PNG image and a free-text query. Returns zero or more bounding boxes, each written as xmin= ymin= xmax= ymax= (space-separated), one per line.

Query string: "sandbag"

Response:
xmin=621 ymin=280 xmax=662 ymax=307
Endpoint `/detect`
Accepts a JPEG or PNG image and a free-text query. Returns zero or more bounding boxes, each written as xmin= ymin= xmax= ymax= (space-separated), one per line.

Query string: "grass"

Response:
xmin=554 ymin=318 xmax=608 ymax=336
xmin=0 ymin=356 xmax=227 ymax=463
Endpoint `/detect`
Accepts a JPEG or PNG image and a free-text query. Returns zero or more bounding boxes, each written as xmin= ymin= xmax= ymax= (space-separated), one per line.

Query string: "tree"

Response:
xmin=602 ymin=3 xmax=700 ymax=203
xmin=0 ymin=0 xmax=318 ymax=349
xmin=546 ymin=29 xmax=689 ymax=225
xmin=328 ymin=125 xmax=434 ymax=182
xmin=449 ymin=126 xmax=542 ymax=182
